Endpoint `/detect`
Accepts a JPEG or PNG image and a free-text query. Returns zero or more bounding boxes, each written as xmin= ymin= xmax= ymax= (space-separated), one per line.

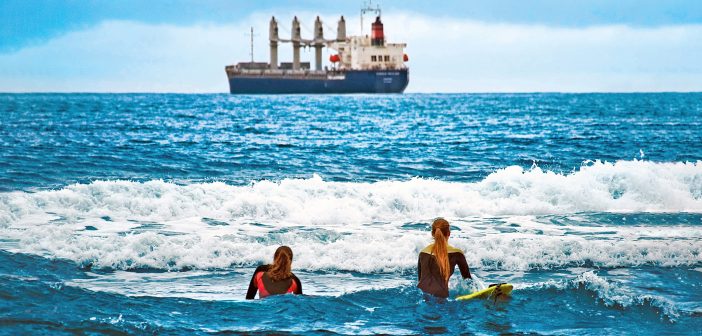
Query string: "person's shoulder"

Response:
xmin=254 ymin=264 xmax=271 ymax=273
xmin=447 ymin=244 xmax=464 ymax=255
xmin=420 ymin=244 xmax=463 ymax=254
xmin=419 ymin=244 xmax=434 ymax=254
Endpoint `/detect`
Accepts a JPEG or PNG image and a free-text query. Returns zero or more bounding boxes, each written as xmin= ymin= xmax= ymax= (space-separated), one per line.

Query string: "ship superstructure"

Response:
xmin=225 ymin=3 xmax=409 ymax=94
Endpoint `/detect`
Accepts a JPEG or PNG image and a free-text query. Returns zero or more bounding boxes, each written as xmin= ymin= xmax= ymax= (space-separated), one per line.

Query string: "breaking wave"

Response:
xmin=2 ymin=160 xmax=701 ymax=224
xmin=519 ymin=271 xmax=683 ymax=320
xmin=0 ymin=160 xmax=701 ymax=271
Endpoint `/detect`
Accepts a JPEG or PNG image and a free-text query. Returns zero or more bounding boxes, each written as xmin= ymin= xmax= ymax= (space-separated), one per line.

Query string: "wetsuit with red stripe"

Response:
xmin=246 ymin=265 xmax=303 ymax=299
xmin=417 ymin=243 xmax=472 ymax=298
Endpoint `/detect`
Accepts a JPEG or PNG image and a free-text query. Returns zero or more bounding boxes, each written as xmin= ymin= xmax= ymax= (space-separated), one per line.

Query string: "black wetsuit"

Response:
xmin=246 ymin=265 xmax=303 ymax=299
xmin=417 ymin=243 xmax=472 ymax=298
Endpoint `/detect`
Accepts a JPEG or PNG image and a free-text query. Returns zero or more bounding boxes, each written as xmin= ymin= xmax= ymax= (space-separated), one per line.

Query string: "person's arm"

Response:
xmin=456 ymin=253 xmax=472 ymax=280
xmin=246 ymin=265 xmax=268 ymax=300
xmin=292 ymin=274 xmax=303 ymax=295
xmin=417 ymin=255 xmax=422 ymax=281
xmin=456 ymin=253 xmax=472 ymax=279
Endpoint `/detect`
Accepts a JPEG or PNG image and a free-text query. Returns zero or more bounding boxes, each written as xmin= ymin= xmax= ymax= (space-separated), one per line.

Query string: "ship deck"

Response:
xmin=226 ymin=66 xmax=334 ymax=79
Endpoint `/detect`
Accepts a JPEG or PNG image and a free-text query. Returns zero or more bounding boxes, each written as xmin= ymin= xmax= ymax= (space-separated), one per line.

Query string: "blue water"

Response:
xmin=1 ymin=93 xmax=701 ymax=334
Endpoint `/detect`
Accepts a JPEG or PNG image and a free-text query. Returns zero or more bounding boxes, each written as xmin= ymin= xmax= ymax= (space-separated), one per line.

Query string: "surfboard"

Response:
xmin=456 ymin=283 xmax=513 ymax=301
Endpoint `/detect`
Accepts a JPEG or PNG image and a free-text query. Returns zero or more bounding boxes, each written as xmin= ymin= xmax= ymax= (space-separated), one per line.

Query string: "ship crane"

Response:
xmin=269 ymin=16 xmax=346 ymax=71
xmin=224 ymin=3 xmax=408 ymax=94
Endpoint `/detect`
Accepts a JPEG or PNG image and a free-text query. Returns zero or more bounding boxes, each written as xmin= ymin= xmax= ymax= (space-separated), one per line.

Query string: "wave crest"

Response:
xmin=2 ymin=160 xmax=701 ymax=227
xmin=0 ymin=160 xmax=701 ymax=272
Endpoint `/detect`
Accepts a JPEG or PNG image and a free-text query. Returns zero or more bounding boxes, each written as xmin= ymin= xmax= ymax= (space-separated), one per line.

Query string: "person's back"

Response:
xmin=246 ymin=246 xmax=303 ymax=299
xmin=417 ymin=218 xmax=471 ymax=298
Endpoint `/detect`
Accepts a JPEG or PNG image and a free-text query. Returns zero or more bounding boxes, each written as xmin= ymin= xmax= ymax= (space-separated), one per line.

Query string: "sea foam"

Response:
xmin=2 ymin=160 xmax=701 ymax=225
xmin=0 ymin=160 xmax=701 ymax=271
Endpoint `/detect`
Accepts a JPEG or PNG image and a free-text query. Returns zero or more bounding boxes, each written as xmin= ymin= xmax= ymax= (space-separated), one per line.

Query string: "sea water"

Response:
xmin=0 ymin=93 xmax=701 ymax=334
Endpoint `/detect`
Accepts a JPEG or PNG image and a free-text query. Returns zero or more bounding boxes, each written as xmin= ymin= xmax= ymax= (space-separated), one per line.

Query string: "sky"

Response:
xmin=1 ymin=0 xmax=702 ymax=93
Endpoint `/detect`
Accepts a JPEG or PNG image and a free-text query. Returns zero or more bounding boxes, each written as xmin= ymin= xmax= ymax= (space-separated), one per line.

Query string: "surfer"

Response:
xmin=246 ymin=246 xmax=303 ymax=299
xmin=417 ymin=218 xmax=472 ymax=298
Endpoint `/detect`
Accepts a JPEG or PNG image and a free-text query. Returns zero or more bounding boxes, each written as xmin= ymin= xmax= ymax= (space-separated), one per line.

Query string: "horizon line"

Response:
xmin=2 ymin=91 xmax=701 ymax=95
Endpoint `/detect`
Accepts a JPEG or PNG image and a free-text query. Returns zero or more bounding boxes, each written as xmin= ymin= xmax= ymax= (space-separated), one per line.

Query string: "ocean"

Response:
xmin=0 ymin=93 xmax=701 ymax=335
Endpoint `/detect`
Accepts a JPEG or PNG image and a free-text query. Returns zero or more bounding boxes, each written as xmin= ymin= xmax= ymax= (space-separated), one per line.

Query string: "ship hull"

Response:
xmin=227 ymin=69 xmax=409 ymax=94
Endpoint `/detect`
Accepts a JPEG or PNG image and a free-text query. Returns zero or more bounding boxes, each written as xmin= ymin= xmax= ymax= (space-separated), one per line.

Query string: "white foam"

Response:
xmin=3 ymin=216 xmax=701 ymax=272
xmin=0 ymin=160 xmax=701 ymax=271
xmin=1 ymin=160 xmax=701 ymax=228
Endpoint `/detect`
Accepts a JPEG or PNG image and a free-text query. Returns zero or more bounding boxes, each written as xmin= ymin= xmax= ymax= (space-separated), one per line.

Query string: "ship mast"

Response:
xmin=360 ymin=1 xmax=381 ymax=33
xmin=249 ymin=27 xmax=254 ymax=63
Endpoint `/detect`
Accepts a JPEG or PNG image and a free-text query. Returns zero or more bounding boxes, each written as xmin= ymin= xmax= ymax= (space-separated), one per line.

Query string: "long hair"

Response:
xmin=267 ymin=246 xmax=293 ymax=281
xmin=431 ymin=218 xmax=451 ymax=281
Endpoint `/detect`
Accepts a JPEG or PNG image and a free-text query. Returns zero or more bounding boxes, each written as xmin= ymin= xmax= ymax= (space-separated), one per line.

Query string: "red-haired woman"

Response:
xmin=246 ymin=246 xmax=303 ymax=299
xmin=417 ymin=218 xmax=472 ymax=298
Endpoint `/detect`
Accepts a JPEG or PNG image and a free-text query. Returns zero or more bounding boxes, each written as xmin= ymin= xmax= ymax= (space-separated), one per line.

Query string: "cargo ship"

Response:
xmin=225 ymin=3 xmax=409 ymax=94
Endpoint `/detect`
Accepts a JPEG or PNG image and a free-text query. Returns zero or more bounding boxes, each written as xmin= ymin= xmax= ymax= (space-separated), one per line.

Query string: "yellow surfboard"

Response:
xmin=456 ymin=283 xmax=513 ymax=301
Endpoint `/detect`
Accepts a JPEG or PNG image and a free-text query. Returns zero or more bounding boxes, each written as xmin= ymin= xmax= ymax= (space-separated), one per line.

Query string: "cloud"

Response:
xmin=0 ymin=20 xmax=246 ymax=93
xmin=1 ymin=12 xmax=701 ymax=93
xmin=387 ymin=14 xmax=702 ymax=92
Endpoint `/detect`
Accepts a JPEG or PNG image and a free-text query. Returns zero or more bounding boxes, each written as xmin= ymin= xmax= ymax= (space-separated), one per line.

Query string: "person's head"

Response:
xmin=268 ymin=245 xmax=294 ymax=281
xmin=431 ymin=218 xmax=451 ymax=281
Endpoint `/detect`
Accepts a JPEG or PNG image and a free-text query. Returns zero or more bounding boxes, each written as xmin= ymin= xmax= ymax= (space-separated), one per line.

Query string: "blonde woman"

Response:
xmin=417 ymin=218 xmax=472 ymax=298
xmin=246 ymin=246 xmax=303 ymax=299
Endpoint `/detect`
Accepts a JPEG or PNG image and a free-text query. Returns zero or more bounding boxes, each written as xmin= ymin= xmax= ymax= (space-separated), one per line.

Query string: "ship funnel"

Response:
xmin=269 ymin=16 xmax=278 ymax=70
xmin=314 ymin=16 xmax=324 ymax=71
xmin=292 ymin=16 xmax=301 ymax=70
xmin=371 ymin=16 xmax=384 ymax=46
xmin=337 ymin=16 xmax=346 ymax=41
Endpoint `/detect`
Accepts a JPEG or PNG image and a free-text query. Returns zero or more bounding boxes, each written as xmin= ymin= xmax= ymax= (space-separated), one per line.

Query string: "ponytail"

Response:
xmin=431 ymin=218 xmax=451 ymax=281
xmin=267 ymin=246 xmax=293 ymax=281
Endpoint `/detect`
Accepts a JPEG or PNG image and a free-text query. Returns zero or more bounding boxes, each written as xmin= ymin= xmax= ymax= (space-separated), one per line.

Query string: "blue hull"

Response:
xmin=227 ymin=69 xmax=409 ymax=94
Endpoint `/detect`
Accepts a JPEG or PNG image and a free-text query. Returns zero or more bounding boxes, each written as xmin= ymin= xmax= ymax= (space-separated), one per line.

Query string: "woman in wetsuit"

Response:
xmin=246 ymin=246 xmax=303 ymax=299
xmin=417 ymin=218 xmax=472 ymax=298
